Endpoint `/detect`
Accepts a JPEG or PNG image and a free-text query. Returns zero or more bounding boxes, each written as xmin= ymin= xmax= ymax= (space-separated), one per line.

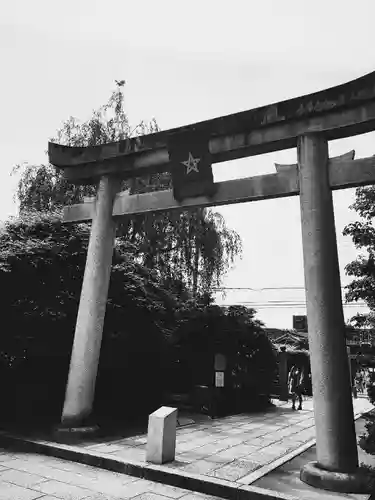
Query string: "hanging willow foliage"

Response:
xmin=13 ymin=81 xmax=242 ymax=298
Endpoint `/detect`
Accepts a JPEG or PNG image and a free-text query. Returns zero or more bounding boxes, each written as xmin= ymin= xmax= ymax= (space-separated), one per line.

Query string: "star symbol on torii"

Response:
xmin=181 ymin=152 xmax=200 ymax=174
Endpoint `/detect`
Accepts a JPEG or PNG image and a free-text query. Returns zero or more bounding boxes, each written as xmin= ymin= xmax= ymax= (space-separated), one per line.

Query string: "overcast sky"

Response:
xmin=1 ymin=0 xmax=375 ymax=327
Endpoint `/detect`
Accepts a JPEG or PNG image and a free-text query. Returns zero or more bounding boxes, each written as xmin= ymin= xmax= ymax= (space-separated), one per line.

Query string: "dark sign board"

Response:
xmin=168 ymin=131 xmax=217 ymax=201
xmin=293 ymin=315 xmax=308 ymax=331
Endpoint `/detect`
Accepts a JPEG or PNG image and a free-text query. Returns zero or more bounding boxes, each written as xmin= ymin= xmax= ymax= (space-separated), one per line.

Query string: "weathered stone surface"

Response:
xmin=64 ymin=170 xmax=300 ymax=223
xmin=60 ymin=175 xmax=120 ymax=427
xmin=63 ymin=153 xmax=375 ymax=224
xmin=146 ymin=406 xmax=178 ymax=465
xmin=209 ymin=459 xmax=262 ymax=481
xmin=49 ymin=71 xmax=375 ymax=183
xmin=298 ymin=134 xmax=358 ymax=473
xmin=182 ymin=460 xmax=220 ymax=475
xmin=300 ymin=461 xmax=371 ymax=494
xmin=0 ymin=398 xmax=372 ymax=499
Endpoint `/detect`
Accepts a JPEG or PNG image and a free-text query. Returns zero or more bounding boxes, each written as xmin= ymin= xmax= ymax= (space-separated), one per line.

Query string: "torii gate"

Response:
xmin=49 ymin=70 xmax=375 ymax=493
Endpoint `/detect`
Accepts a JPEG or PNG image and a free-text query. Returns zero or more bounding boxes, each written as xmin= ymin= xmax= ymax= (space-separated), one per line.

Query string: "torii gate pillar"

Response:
xmin=298 ymin=134 xmax=360 ymax=486
xmin=60 ymin=175 xmax=120 ymax=428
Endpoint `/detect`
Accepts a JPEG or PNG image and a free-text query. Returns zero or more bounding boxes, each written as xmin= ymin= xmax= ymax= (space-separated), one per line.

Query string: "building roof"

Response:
xmin=264 ymin=328 xmax=308 ymax=344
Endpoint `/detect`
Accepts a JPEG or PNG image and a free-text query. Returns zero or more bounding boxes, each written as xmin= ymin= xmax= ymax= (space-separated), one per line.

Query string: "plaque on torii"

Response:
xmin=168 ymin=130 xmax=217 ymax=201
xmin=49 ymin=71 xmax=375 ymax=493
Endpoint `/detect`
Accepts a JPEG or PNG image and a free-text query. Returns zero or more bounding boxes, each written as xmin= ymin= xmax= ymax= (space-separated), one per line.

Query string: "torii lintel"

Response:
xmin=48 ymin=71 xmax=375 ymax=185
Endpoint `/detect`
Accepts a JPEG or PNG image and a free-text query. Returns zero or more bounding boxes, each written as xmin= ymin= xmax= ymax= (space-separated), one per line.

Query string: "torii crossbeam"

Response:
xmin=62 ymin=149 xmax=375 ymax=223
xmin=49 ymin=71 xmax=375 ymax=494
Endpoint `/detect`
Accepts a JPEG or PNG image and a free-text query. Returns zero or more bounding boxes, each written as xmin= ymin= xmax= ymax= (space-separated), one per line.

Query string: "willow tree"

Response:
xmin=13 ymin=81 xmax=242 ymax=298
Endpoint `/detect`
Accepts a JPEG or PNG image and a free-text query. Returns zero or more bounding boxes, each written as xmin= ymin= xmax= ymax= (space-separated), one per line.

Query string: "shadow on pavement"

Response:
xmin=253 ymin=416 xmax=375 ymax=500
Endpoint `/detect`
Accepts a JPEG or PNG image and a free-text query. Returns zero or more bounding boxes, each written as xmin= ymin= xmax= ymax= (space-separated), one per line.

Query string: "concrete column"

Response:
xmin=61 ymin=175 xmax=120 ymax=427
xmin=298 ymin=134 xmax=358 ymax=472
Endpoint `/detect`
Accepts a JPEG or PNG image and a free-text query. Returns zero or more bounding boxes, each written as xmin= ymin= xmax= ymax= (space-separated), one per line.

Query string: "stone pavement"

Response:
xmin=67 ymin=397 xmax=372 ymax=484
xmin=253 ymin=415 xmax=375 ymax=500
xmin=0 ymin=448 xmax=219 ymax=500
xmin=85 ymin=398 xmax=318 ymax=482
xmin=0 ymin=396 xmax=372 ymax=500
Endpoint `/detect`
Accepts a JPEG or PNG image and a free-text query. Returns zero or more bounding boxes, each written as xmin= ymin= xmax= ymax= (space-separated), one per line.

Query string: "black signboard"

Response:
xmin=168 ymin=131 xmax=217 ymax=201
xmin=293 ymin=315 xmax=308 ymax=332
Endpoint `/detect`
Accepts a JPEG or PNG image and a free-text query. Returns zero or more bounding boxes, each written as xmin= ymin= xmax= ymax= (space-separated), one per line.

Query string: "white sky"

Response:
xmin=1 ymin=0 xmax=375 ymax=328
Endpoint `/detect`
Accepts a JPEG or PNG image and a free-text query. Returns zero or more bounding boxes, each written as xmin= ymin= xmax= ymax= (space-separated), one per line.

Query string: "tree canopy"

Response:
xmin=343 ymin=186 xmax=375 ymax=328
xmin=0 ymin=210 xmax=178 ymax=357
xmin=12 ymin=81 xmax=242 ymax=298
xmin=0 ymin=209 xmax=184 ymax=420
xmin=0 ymin=81 xmax=256 ymax=423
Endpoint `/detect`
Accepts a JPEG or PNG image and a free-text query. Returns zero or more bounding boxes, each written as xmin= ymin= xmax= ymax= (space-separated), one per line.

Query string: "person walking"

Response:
xmin=288 ymin=366 xmax=304 ymax=411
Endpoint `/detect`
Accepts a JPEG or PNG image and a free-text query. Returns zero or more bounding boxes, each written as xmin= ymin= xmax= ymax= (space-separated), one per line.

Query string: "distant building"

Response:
xmin=263 ymin=316 xmax=375 ymax=355
xmin=293 ymin=315 xmax=308 ymax=332
xmin=263 ymin=328 xmax=288 ymax=343
xmin=264 ymin=328 xmax=308 ymax=349
xmin=345 ymin=327 xmax=374 ymax=347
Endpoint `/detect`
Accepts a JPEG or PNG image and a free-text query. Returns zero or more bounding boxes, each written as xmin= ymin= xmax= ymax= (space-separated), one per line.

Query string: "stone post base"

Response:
xmin=300 ymin=461 xmax=372 ymax=494
xmin=53 ymin=424 xmax=100 ymax=444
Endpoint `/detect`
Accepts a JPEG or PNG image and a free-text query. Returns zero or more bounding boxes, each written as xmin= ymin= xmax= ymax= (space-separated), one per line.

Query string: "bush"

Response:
xmin=167 ymin=304 xmax=278 ymax=414
xmin=94 ymin=308 xmax=167 ymax=421
xmin=358 ymin=464 xmax=375 ymax=490
xmin=359 ymin=419 xmax=375 ymax=454
xmin=0 ymin=213 xmax=269 ymax=424
xmin=0 ymin=211 xmax=179 ymax=425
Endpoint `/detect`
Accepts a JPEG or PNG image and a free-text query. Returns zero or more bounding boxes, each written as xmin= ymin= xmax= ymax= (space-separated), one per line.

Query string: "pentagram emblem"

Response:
xmin=182 ymin=152 xmax=200 ymax=174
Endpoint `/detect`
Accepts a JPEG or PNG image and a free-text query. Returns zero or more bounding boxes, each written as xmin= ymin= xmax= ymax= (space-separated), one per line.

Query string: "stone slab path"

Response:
xmin=0 ymin=397 xmax=372 ymax=500
xmin=0 ymin=448 xmax=219 ymax=500
xmin=89 ymin=402 xmax=315 ymax=480
xmin=253 ymin=416 xmax=375 ymax=500
xmin=80 ymin=397 xmax=371 ymax=484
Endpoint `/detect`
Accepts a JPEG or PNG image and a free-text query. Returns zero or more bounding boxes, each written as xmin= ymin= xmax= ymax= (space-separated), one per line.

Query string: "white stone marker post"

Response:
xmin=146 ymin=406 xmax=178 ymax=464
xmin=61 ymin=175 xmax=120 ymax=427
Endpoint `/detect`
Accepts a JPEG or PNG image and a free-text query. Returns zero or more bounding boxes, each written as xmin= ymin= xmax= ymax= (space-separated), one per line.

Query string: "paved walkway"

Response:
xmin=0 ymin=448 xmax=216 ymax=500
xmin=72 ymin=397 xmax=372 ymax=484
xmin=0 ymin=397 xmax=372 ymax=500
xmin=86 ymin=399 xmax=317 ymax=481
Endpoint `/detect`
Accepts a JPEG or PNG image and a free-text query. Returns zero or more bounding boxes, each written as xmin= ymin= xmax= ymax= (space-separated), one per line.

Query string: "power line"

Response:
xmin=214 ymin=286 xmax=350 ymax=291
xmin=236 ymin=300 xmax=367 ymax=305
xmin=217 ymin=303 xmax=367 ymax=309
